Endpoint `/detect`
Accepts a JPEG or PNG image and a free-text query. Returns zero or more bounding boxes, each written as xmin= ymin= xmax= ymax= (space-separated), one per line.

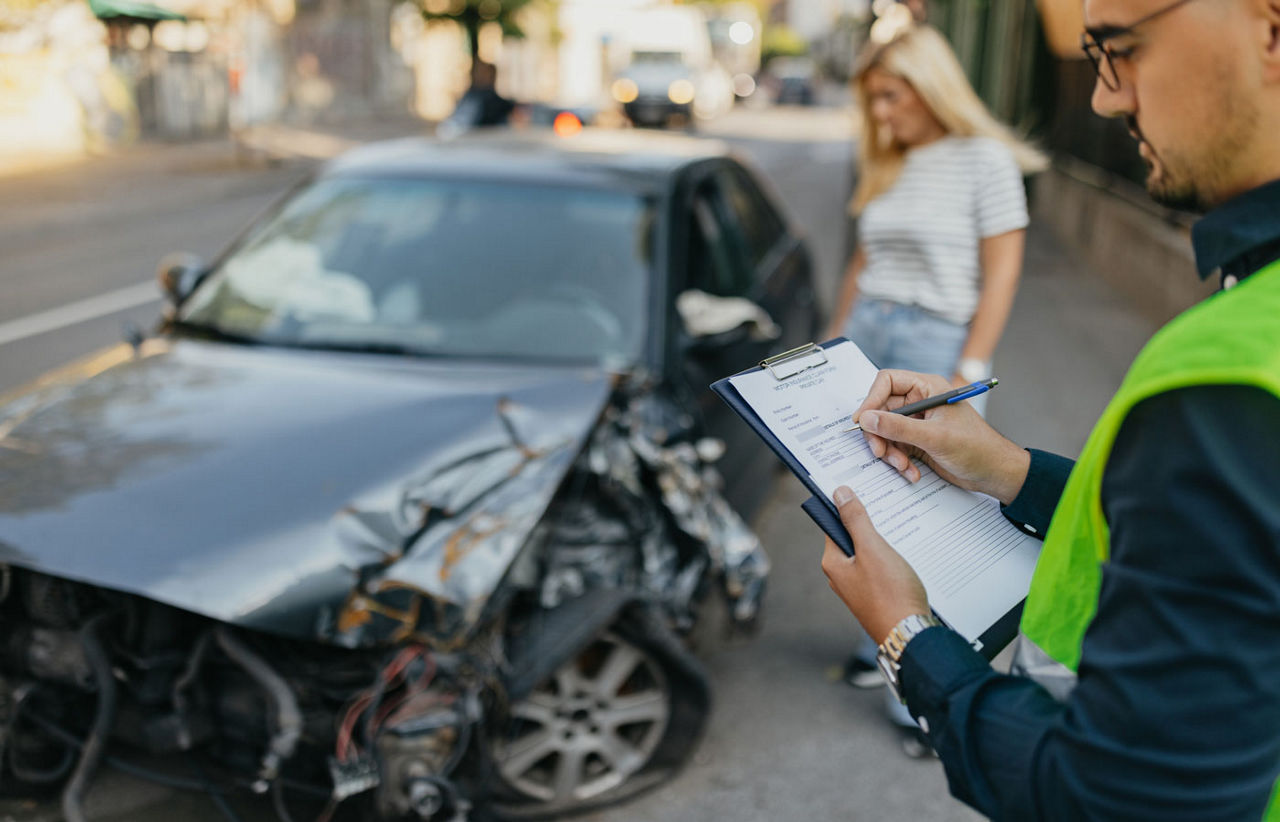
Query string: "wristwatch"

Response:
xmin=876 ymin=613 xmax=943 ymax=701
xmin=956 ymin=357 xmax=991 ymax=384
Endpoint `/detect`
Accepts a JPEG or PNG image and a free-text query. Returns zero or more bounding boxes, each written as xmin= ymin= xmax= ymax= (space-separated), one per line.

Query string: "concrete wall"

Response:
xmin=1031 ymin=159 xmax=1215 ymax=327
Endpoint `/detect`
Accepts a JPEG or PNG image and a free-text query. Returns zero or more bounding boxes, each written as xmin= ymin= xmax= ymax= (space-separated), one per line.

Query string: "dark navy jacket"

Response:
xmin=898 ymin=181 xmax=1280 ymax=820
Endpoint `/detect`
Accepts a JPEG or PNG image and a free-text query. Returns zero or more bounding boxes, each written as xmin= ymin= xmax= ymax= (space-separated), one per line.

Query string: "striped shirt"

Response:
xmin=856 ymin=136 xmax=1029 ymax=325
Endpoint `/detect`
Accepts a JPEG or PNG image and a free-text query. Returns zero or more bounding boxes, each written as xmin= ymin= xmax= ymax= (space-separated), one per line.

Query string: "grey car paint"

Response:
xmin=0 ymin=337 xmax=613 ymax=646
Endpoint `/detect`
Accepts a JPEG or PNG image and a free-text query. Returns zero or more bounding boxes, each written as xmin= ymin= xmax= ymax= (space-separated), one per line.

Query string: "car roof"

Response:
xmin=322 ymin=128 xmax=734 ymax=193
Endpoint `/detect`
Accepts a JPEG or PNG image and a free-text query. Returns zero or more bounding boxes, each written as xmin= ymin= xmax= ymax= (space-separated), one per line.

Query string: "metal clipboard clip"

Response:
xmin=760 ymin=342 xmax=828 ymax=381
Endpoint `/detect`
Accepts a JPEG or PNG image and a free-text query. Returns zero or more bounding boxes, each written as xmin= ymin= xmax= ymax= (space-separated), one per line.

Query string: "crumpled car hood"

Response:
xmin=0 ymin=339 xmax=611 ymax=646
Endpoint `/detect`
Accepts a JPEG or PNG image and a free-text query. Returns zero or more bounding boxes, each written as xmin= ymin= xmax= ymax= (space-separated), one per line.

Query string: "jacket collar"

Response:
xmin=1191 ymin=177 xmax=1280 ymax=286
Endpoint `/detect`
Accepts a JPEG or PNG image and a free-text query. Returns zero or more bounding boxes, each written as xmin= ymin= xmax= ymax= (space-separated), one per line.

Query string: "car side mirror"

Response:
xmin=676 ymin=289 xmax=781 ymax=353
xmin=156 ymin=252 xmax=204 ymax=306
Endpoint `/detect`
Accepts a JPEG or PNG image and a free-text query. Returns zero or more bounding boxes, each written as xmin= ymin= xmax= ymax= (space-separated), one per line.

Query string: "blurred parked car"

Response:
xmin=765 ymin=56 xmax=820 ymax=106
xmin=440 ymin=99 xmax=596 ymax=140
xmin=611 ymin=51 xmax=700 ymax=128
xmin=0 ymin=130 xmax=818 ymax=821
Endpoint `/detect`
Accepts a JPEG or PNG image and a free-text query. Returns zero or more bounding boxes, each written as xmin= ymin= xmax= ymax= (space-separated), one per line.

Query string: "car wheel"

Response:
xmin=483 ymin=616 xmax=708 ymax=819
xmin=493 ymin=631 xmax=667 ymax=799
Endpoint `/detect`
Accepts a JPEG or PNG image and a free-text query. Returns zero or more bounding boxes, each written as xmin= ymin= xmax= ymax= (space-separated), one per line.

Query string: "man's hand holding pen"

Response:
xmin=853 ymin=370 xmax=1030 ymax=505
xmin=821 ymin=369 xmax=1034 ymax=640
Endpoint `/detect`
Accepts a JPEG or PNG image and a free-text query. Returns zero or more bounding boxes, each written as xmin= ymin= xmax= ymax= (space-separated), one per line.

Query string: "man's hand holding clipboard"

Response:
xmin=710 ymin=339 xmax=1041 ymax=660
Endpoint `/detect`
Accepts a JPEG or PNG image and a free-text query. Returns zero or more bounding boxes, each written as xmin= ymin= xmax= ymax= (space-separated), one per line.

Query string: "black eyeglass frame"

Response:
xmin=1080 ymin=0 xmax=1201 ymax=91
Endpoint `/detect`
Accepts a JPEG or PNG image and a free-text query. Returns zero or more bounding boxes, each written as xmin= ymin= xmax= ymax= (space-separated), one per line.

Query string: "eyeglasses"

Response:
xmin=1080 ymin=0 xmax=1201 ymax=90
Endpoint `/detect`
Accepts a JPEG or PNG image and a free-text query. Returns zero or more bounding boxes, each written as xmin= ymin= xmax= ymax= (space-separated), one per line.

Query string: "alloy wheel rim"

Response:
xmin=493 ymin=632 xmax=671 ymax=803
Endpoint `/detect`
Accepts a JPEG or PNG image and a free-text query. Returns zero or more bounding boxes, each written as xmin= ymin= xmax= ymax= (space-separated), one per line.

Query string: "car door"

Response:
xmin=712 ymin=160 xmax=818 ymax=353
xmin=674 ymin=161 xmax=812 ymax=516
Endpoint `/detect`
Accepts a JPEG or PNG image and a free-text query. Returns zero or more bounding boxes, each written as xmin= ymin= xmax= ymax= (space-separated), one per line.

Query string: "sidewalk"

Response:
xmin=0 ymin=114 xmax=433 ymax=247
xmin=0 ymin=112 xmax=434 ymax=178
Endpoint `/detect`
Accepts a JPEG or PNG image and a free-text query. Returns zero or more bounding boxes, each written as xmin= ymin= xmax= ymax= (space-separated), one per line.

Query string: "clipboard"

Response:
xmin=710 ymin=338 xmax=1024 ymax=660
xmin=711 ymin=340 xmax=856 ymax=557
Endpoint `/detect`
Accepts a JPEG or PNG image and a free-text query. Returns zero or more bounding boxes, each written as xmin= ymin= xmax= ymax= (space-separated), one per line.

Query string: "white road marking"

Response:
xmin=0 ymin=281 xmax=159 ymax=346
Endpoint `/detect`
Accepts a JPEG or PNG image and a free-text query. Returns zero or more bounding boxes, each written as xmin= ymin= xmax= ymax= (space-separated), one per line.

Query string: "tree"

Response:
xmin=693 ymin=0 xmax=772 ymax=14
xmin=419 ymin=0 xmax=542 ymax=63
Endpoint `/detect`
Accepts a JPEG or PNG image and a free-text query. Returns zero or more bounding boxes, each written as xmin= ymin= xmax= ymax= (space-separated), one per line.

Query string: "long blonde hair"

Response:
xmin=850 ymin=24 xmax=1047 ymax=214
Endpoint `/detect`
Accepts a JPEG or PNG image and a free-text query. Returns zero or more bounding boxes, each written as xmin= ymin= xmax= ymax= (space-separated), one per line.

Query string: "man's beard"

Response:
xmin=1145 ymin=158 xmax=1211 ymax=212
xmin=1130 ymin=118 xmax=1213 ymax=213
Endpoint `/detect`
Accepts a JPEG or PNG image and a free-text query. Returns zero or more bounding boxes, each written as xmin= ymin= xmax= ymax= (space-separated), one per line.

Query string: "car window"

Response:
xmin=179 ymin=177 xmax=655 ymax=366
xmin=687 ymin=185 xmax=751 ymax=298
xmin=712 ymin=166 xmax=786 ymax=269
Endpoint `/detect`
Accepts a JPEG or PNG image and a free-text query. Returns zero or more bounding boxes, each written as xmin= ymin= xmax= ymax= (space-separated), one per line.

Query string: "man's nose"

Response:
xmin=1091 ymin=73 xmax=1135 ymax=119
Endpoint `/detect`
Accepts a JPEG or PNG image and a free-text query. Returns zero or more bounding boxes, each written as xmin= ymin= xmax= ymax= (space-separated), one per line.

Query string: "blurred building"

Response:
xmin=451 ymin=0 xmax=738 ymax=124
xmin=766 ymin=0 xmax=869 ymax=84
xmin=0 ymin=0 xmax=414 ymax=158
xmin=555 ymin=0 xmax=722 ymax=115
xmin=0 ymin=1 xmax=132 ymax=158
xmin=783 ymin=0 xmax=867 ymax=42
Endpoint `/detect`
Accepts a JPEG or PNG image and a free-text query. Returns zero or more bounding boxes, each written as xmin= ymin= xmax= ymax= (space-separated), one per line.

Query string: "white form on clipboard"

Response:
xmin=728 ymin=339 xmax=1040 ymax=645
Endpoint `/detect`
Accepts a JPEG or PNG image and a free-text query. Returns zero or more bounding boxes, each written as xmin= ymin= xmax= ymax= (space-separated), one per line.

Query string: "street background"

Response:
xmin=0 ymin=101 xmax=1156 ymax=821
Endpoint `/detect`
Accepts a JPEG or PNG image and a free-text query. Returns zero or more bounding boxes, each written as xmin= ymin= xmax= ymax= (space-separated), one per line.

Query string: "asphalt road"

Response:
xmin=0 ymin=107 xmax=1160 ymax=822
xmin=0 ymin=143 xmax=308 ymax=394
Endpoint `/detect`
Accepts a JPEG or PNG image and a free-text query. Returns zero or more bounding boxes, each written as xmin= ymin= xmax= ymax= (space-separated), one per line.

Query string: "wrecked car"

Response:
xmin=0 ymin=130 xmax=819 ymax=820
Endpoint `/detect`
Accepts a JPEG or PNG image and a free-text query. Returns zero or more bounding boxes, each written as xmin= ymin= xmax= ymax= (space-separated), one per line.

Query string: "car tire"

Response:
xmin=479 ymin=609 xmax=709 ymax=819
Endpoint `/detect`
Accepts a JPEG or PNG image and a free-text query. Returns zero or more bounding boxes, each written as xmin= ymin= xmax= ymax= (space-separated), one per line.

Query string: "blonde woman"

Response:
xmin=827 ymin=24 xmax=1046 ymax=408
xmin=829 ymin=23 xmax=1045 ymax=756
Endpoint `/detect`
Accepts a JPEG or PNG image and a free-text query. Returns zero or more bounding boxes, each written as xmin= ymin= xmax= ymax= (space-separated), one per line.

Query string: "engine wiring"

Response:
xmin=334 ymin=644 xmax=436 ymax=764
xmin=23 ymin=707 xmax=246 ymax=822
xmin=11 ymin=636 xmax=460 ymax=822
xmin=6 ymin=686 xmax=75 ymax=784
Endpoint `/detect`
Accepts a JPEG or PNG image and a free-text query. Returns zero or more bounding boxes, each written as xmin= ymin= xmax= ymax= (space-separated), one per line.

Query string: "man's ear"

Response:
xmin=1258 ymin=0 xmax=1280 ymax=82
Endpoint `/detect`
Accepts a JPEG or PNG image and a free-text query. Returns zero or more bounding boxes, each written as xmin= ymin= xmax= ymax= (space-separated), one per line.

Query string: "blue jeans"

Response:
xmin=843 ymin=299 xmax=976 ymax=729
xmin=844 ymin=298 xmax=967 ymax=374
xmin=843 ymin=298 xmax=986 ymax=415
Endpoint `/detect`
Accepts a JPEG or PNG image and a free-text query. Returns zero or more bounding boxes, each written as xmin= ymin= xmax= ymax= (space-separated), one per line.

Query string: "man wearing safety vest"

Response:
xmin=820 ymin=0 xmax=1280 ymax=818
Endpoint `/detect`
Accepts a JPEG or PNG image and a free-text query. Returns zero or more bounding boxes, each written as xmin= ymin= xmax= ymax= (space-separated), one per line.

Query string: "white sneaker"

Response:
xmin=843 ymin=657 xmax=884 ymax=690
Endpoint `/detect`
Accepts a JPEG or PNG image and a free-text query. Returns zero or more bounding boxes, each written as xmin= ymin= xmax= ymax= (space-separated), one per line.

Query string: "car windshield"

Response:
xmin=179 ymin=177 xmax=656 ymax=366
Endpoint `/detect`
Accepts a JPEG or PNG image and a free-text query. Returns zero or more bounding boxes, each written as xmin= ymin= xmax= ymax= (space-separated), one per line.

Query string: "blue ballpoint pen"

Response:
xmin=844 ymin=378 xmax=999 ymax=432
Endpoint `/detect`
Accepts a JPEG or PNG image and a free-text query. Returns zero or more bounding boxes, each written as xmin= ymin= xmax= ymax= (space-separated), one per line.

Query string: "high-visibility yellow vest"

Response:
xmin=1017 ymin=259 xmax=1280 ymax=819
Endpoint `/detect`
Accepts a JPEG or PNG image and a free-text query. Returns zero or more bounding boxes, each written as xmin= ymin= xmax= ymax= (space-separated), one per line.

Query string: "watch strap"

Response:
xmin=876 ymin=613 xmax=943 ymax=700
xmin=879 ymin=613 xmax=942 ymax=665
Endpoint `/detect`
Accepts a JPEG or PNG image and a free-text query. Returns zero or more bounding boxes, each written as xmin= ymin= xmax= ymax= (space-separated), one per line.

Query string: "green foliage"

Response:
xmin=418 ymin=0 xmax=549 ymax=57
xmin=694 ymin=0 xmax=771 ymax=14
xmin=760 ymin=23 xmax=807 ymax=64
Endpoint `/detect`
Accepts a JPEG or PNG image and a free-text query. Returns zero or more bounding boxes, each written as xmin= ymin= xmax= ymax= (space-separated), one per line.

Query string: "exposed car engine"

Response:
xmin=0 ymin=382 xmax=768 ymax=821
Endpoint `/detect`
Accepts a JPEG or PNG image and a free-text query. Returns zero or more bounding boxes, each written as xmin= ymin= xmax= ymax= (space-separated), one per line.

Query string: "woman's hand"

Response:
xmin=825 ymin=298 xmax=858 ymax=341
xmin=826 ymin=248 xmax=866 ymax=341
xmin=821 ymin=486 xmax=930 ymax=644
xmin=852 ymin=369 xmax=1030 ymax=505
